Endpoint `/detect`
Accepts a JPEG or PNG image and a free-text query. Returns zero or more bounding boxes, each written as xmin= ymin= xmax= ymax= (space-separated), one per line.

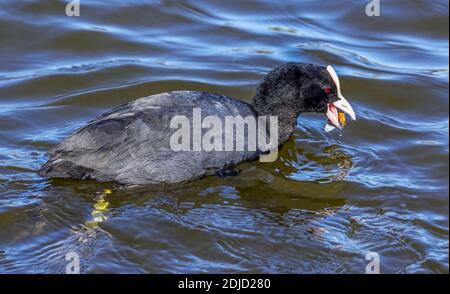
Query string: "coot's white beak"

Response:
xmin=325 ymin=65 xmax=356 ymax=132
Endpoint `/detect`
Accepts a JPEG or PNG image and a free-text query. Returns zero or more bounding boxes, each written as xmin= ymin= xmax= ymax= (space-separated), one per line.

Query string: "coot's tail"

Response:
xmin=39 ymin=159 xmax=95 ymax=180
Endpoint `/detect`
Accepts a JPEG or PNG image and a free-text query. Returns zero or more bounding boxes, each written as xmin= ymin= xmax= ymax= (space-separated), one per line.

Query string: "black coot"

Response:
xmin=39 ymin=62 xmax=355 ymax=186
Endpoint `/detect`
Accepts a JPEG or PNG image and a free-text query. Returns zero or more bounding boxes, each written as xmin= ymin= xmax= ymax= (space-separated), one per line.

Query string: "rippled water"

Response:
xmin=0 ymin=0 xmax=448 ymax=273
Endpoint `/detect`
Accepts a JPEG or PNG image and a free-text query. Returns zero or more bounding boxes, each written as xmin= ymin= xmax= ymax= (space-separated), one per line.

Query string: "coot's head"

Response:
xmin=252 ymin=62 xmax=356 ymax=140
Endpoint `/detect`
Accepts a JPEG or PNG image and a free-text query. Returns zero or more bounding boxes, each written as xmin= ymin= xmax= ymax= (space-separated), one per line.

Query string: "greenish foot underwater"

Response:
xmin=0 ymin=0 xmax=448 ymax=273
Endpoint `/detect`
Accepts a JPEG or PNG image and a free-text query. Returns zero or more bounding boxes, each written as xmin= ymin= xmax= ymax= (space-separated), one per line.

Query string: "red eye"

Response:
xmin=324 ymin=87 xmax=331 ymax=94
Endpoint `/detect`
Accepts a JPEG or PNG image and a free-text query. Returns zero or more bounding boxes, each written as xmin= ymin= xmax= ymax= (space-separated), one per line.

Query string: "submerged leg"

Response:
xmin=215 ymin=165 xmax=241 ymax=178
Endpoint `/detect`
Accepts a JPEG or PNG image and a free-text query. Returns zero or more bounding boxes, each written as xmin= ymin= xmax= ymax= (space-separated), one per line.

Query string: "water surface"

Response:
xmin=0 ymin=0 xmax=448 ymax=273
